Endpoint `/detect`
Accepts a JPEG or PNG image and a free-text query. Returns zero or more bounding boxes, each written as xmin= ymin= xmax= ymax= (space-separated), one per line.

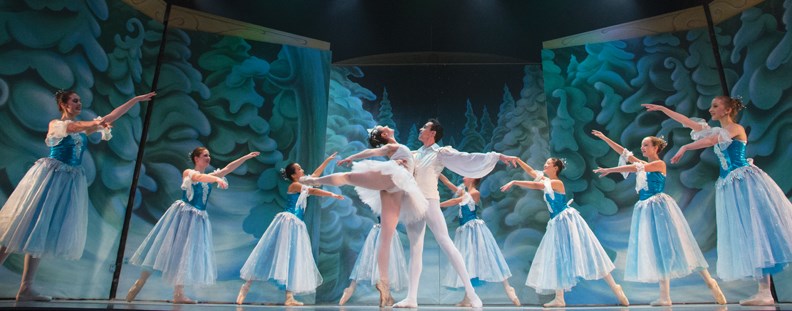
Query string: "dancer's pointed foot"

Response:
xmin=650 ymin=298 xmax=672 ymax=306
xmin=614 ymin=284 xmax=629 ymax=306
xmin=298 ymin=176 xmax=320 ymax=186
xmin=469 ymin=293 xmax=482 ymax=308
xmin=173 ymin=295 xmax=196 ymax=304
xmin=284 ymin=296 xmax=304 ymax=306
xmin=455 ymin=295 xmax=472 ymax=307
xmin=236 ymin=282 xmax=250 ymax=305
xmin=339 ymin=286 xmax=355 ymax=305
xmin=543 ymin=297 xmax=565 ymax=308
xmin=16 ymin=285 xmax=51 ymax=302
xmin=125 ymin=279 xmax=147 ymax=302
xmin=705 ymin=279 xmax=726 ymax=305
xmin=505 ymin=286 xmax=520 ymax=306
xmin=375 ymin=280 xmax=394 ymax=307
xmin=394 ymin=297 xmax=417 ymax=308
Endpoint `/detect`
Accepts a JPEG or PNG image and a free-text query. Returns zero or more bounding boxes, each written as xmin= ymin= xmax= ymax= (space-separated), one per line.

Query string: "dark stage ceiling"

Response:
xmin=176 ymin=0 xmax=705 ymax=64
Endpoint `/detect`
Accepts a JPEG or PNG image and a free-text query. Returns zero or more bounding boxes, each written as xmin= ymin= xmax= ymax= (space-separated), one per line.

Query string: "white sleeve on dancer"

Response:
xmin=437 ymin=146 xmax=500 ymax=178
xmin=45 ymin=120 xmax=71 ymax=146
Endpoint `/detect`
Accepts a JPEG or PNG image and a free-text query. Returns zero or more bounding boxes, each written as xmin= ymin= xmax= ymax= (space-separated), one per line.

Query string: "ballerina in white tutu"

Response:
xmin=501 ymin=158 xmax=629 ymax=307
xmin=645 ymin=97 xmax=792 ymax=306
xmin=299 ymin=125 xmax=427 ymax=307
xmin=125 ymin=147 xmax=259 ymax=304
xmin=236 ymin=153 xmax=344 ymax=306
xmin=0 ymin=90 xmax=155 ymax=301
xmin=338 ymin=216 xmax=408 ymax=305
xmin=592 ymin=130 xmax=725 ymax=306
xmin=438 ymin=174 xmax=520 ymax=306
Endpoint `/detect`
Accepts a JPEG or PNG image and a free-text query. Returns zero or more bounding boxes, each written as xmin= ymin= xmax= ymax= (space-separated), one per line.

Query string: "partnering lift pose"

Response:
xmin=299 ymin=125 xmax=427 ymax=307
xmin=237 ymin=154 xmax=344 ymax=306
xmin=438 ymin=174 xmax=520 ymax=306
xmin=0 ymin=90 xmax=155 ymax=301
xmin=501 ymin=158 xmax=629 ymax=308
xmin=645 ymin=97 xmax=792 ymax=306
xmin=126 ymin=147 xmax=259 ymax=303
xmin=592 ymin=130 xmax=726 ymax=306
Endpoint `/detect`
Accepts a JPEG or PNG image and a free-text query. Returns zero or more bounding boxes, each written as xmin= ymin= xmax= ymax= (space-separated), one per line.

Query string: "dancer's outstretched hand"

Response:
xmin=500 ymin=181 xmax=515 ymax=192
xmin=591 ymin=130 xmax=606 ymax=140
xmin=499 ymin=154 xmax=519 ymax=167
xmin=216 ymin=178 xmax=229 ymax=189
xmin=133 ymin=91 xmax=157 ymax=103
xmin=670 ymin=148 xmax=686 ymax=164
xmin=332 ymin=194 xmax=345 ymax=200
xmin=337 ymin=157 xmax=353 ymax=167
xmin=642 ymin=103 xmax=666 ymax=112
xmin=592 ymin=167 xmax=611 ymax=178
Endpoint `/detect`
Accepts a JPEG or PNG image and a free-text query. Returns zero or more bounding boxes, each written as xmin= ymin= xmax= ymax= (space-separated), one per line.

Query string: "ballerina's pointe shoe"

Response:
xmin=707 ymin=279 xmax=726 ymax=305
xmin=614 ymin=284 xmax=629 ymax=306
xmin=505 ymin=286 xmax=521 ymax=306
xmin=236 ymin=283 xmax=250 ymax=305
xmin=650 ymin=298 xmax=671 ymax=307
xmin=455 ymin=295 xmax=472 ymax=307
xmin=16 ymin=286 xmax=51 ymax=302
xmin=469 ymin=294 xmax=482 ymax=308
xmin=125 ymin=279 xmax=146 ymax=302
xmin=375 ymin=280 xmax=394 ymax=307
xmin=284 ymin=297 xmax=304 ymax=306
xmin=739 ymin=290 xmax=774 ymax=306
xmin=394 ymin=297 xmax=418 ymax=308
xmin=338 ymin=286 xmax=354 ymax=305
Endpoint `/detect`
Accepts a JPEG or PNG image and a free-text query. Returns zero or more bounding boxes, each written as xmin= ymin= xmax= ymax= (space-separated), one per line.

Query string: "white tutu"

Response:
xmin=0 ymin=158 xmax=88 ymax=259
xmin=240 ymin=212 xmax=322 ymax=294
xmin=442 ymin=219 xmax=511 ymax=288
xmin=349 ymin=224 xmax=408 ymax=290
xmin=351 ymin=160 xmax=427 ymax=224
xmin=129 ymin=201 xmax=216 ymax=286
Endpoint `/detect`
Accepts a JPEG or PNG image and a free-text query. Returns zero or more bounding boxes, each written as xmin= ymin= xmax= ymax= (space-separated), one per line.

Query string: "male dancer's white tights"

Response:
xmin=400 ymin=199 xmax=479 ymax=305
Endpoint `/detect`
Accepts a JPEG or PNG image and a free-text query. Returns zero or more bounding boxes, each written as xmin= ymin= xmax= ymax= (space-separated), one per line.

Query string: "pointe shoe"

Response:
xmin=455 ymin=295 xmax=472 ymax=307
xmin=16 ymin=286 xmax=51 ymax=302
xmin=614 ymin=284 xmax=629 ymax=306
xmin=394 ymin=297 xmax=418 ymax=308
xmin=468 ymin=294 xmax=482 ymax=308
xmin=125 ymin=279 xmax=147 ymax=302
xmin=284 ymin=296 xmax=304 ymax=306
xmin=505 ymin=286 xmax=521 ymax=306
xmin=375 ymin=280 xmax=394 ymax=307
xmin=298 ymin=176 xmax=320 ymax=186
xmin=173 ymin=292 xmax=196 ymax=304
xmin=543 ymin=297 xmax=565 ymax=308
xmin=706 ymin=279 xmax=726 ymax=305
xmin=650 ymin=298 xmax=672 ymax=306
xmin=236 ymin=282 xmax=250 ymax=305
xmin=339 ymin=287 xmax=354 ymax=305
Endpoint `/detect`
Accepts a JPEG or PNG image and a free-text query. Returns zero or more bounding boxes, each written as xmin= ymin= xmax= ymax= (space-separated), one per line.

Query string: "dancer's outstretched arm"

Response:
xmin=438 ymin=147 xmax=517 ymax=178
xmin=438 ymin=173 xmax=458 ymax=193
xmin=593 ymin=160 xmax=665 ymax=177
xmin=670 ymin=135 xmax=720 ymax=164
xmin=311 ymin=152 xmax=338 ymax=177
xmin=643 ymin=103 xmax=706 ymax=131
xmin=54 ymin=119 xmax=104 ymax=134
xmin=211 ymin=152 xmax=260 ymax=177
xmin=515 ymin=158 xmax=542 ymax=179
xmin=101 ymin=92 xmax=156 ymax=124
xmin=500 ymin=180 xmax=543 ymax=191
xmin=338 ymin=144 xmax=398 ymax=166
xmin=186 ymin=170 xmax=229 ymax=189
xmin=591 ymin=130 xmax=642 ymax=163
xmin=307 ymin=187 xmax=344 ymax=199
xmin=439 ymin=196 xmax=465 ymax=208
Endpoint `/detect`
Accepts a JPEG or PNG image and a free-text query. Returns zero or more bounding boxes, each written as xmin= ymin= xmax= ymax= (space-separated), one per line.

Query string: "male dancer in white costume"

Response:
xmin=394 ymin=119 xmax=519 ymax=308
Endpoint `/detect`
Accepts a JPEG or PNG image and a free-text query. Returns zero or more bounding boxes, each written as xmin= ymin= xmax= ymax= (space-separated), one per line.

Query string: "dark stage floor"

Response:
xmin=0 ymin=301 xmax=790 ymax=311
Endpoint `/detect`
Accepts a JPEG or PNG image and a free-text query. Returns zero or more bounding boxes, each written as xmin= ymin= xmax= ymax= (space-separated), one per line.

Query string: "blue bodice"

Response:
xmin=638 ymin=172 xmax=666 ymax=200
xmin=717 ymin=140 xmax=749 ymax=178
xmin=181 ymin=182 xmax=211 ymax=210
xmin=284 ymin=192 xmax=305 ymax=220
xmin=48 ymin=134 xmax=86 ymax=166
xmin=458 ymin=203 xmax=479 ymax=226
xmin=544 ymin=192 xmax=569 ymax=218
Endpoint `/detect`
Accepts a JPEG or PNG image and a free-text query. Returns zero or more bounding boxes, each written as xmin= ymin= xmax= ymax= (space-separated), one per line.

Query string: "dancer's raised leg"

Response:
xmin=301 ymin=172 xmax=396 ymax=191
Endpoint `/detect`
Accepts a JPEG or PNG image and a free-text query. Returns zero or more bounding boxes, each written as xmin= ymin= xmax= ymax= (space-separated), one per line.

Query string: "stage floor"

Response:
xmin=0 ymin=301 xmax=788 ymax=311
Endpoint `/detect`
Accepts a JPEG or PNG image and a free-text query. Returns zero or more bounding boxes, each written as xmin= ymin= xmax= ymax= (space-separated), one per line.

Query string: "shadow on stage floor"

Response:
xmin=0 ymin=300 xmax=790 ymax=311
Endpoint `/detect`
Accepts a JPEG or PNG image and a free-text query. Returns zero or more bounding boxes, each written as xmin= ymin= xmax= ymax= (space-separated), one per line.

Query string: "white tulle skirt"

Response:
xmin=0 ymin=158 xmax=88 ymax=259
xmin=624 ymin=193 xmax=708 ymax=282
xmin=240 ymin=212 xmax=322 ymax=294
xmin=349 ymin=224 xmax=408 ymax=290
xmin=526 ymin=208 xmax=615 ymax=294
xmin=351 ymin=160 xmax=427 ymax=224
xmin=715 ymin=165 xmax=792 ymax=281
xmin=129 ymin=201 xmax=216 ymax=286
xmin=442 ymin=219 xmax=512 ymax=288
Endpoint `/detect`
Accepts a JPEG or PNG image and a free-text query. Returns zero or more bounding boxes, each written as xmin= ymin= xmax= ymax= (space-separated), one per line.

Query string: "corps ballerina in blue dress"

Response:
xmin=501 ymin=158 xmax=629 ymax=308
xmin=338 ymin=216 xmax=409 ymax=306
xmin=236 ymin=153 xmax=344 ymax=306
xmin=646 ymin=97 xmax=792 ymax=306
xmin=125 ymin=147 xmax=259 ymax=304
xmin=437 ymin=174 xmax=520 ymax=306
xmin=0 ymin=90 xmax=154 ymax=301
xmin=592 ymin=131 xmax=726 ymax=306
